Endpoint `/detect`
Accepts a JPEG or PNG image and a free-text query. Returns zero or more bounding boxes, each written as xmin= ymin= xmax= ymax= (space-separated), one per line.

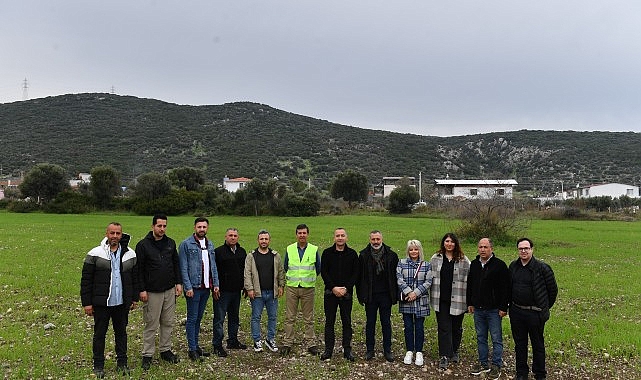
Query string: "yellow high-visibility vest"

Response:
xmin=286 ymin=243 xmax=318 ymax=287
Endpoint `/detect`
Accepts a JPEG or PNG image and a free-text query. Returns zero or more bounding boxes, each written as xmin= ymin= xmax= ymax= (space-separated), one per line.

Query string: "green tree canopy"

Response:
xmin=330 ymin=169 xmax=369 ymax=208
xmin=19 ymin=163 xmax=70 ymax=204
xmin=90 ymin=165 xmax=121 ymax=209
xmin=387 ymin=184 xmax=420 ymax=214
xmin=134 ymin=172 xmax=172 ymax=201
xmin=167 ymin=167 xmax=205 ymax=191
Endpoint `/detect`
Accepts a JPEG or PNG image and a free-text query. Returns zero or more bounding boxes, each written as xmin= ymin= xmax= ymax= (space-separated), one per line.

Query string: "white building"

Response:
xmin=69 ymin=173 xmax=91 ymax=188
xmin=382 ymin=176 xmax=416 ymax=197
xmin=223 ymin=177 xmax=251 ymax=193
xmin=435 ymin=179 xmax=518 ymax=199
xmin=569 ymin=183 xmax=639 ymax=199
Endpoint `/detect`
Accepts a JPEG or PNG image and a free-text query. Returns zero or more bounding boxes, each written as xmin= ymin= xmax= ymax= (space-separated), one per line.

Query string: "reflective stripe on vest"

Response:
xmin=286 ymin=243 xmax=318 ymax=288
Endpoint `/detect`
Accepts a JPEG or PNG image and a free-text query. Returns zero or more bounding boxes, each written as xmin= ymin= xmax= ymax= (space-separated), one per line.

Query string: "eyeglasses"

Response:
xmin=517 ymin=247 xmax=531 ymax=251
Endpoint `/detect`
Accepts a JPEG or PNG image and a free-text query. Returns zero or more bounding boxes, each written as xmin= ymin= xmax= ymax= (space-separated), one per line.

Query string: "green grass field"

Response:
xmin=0 ymin=212 xmax=639 ymax=379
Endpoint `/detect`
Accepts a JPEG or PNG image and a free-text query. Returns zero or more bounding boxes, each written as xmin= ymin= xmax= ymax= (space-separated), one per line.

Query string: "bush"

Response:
xmin=455 ymin=198 xmax=529 ymax=244
xmin=7 ymin=200 xmax=41 ymax=213
xmin=44 ymin=191 xmax=92 ymax=214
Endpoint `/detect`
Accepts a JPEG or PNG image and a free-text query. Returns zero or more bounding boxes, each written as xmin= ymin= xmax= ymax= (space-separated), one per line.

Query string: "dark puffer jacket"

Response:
xmin=509 ymin=256 xmax=558 ymax=310
xmin=80 ymin=233 xmax=139 ymax=307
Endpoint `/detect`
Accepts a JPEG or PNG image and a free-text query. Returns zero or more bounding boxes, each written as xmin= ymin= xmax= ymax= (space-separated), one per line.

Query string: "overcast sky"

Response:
xmin=1 ymin=1 xmax=640 ymax=136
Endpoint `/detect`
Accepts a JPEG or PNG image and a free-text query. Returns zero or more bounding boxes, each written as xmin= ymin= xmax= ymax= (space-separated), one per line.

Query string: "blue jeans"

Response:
xmin=185 ymin=288 xmax=210 ymax=351
xmin=213 ymin=290 xmax=241 ymax=347
xmin=365 ymin=292 xmax=392 ymax=353
xmin=402 ymin=313 xmax=425 ymax=352
xmin=250 ymin=290 xmax=278 ymax=342
xmin=473 ymin=308 xmax=503 ymax=367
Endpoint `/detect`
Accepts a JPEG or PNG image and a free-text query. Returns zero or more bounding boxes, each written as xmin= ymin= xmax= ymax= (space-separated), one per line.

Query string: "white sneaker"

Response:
xmin=253 ymin=340 xmax=263 ymax=352
xmin=403 ymin=351 xmax=413 ymax=365
xmin=415 ymin=351 xmax=424 ymax=366
xmin=264 ymin=339 xmax=279 ymax=352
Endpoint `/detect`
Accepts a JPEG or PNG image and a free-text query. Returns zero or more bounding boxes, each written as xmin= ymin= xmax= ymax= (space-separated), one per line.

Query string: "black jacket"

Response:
xmin=214 ymin=243 xmax=247 ymax=292
xmin=136 ymin=231 xmax=181 ymax=292
xmin=467 ymin=253 xmax=511 ymax=311
xmin=356 ymin=243 xmax=399 ymax=304
xmin=321 ymin=244 xmax=359 ymax=294
xmin=509 ymin=256 xmax=558 ymax=311
xmin=80 ymin=233 xmax=139 ymax=307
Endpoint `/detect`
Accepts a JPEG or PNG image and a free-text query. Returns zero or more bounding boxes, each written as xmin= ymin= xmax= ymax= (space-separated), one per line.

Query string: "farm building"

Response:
xmin=569 ymin=183 xmax=639 ymax=199
xmin=435 ymin=179 xmax=518 ymax=199
xmin=223 ymin=177 xmax=252 ymax=193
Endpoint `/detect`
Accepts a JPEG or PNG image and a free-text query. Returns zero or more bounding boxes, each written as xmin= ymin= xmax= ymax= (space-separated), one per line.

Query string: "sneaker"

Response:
xmin=188 ymin=350 xmax=201 ymax=361
xmin=308 ymin=345 xmax=321 ymax=355
xmin=439 ymin=356 xmax=449 ymax=370
xmin=343 ymin=349 xmax=355 ymax=362
xmin=470 ymin=363 xmax=490 ymax=375
xmin=160 ymin=350 xmax=179 ymax=363
xmin=384 ymin=351 xmax=394 ymax=362
xmin=451 ymin=351 xmax=460 ymax=363
xmin=320 ymin=350 xmax=332 ymax=360
xmin=253 ymin=340 xmax=263 ymax=352
xmin=196 ymin=347 xmax=210 ymax=357
xmin=213 ymin=345 xmax=228 ymax=357
xmin=415 ymin=352 xmax=424 ymax=366
xmin=141 ymin=356 xmax=152 ymax=370
xmin=365 ymin=350 xmax=375 ymax=361
xmin=487 ymin=364 xmax=501 ymax=380
xmin=93 ymin=368 xmax=105 ymax=379
xmin=265 ymin=339 xmax=279 ymax=352
xmin=403 ymin=351 xmax=413 ymax=365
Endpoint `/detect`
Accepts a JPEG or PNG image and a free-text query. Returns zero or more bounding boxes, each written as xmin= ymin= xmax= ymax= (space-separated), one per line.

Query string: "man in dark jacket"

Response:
xmin=356 ymin=230 xmax=399 ymax=362
xmin=81 ymin=222 xmax=139 ymax=378
xmin=212 ymin=227 xmax=247 ymax=356
xmin=320 ymin=228 xmax=359 ymax=361
xmin=509 ymin=237 xmax=558 ymax=380
xmin=136 ymin=213 xmax=182 ymax=370
xmin=467 ymin=238 xmax=511 ymax=379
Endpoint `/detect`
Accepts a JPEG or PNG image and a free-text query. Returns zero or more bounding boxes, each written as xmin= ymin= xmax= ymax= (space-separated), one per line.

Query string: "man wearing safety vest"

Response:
xmin=280 ymin=223 xmax=322 ymax=357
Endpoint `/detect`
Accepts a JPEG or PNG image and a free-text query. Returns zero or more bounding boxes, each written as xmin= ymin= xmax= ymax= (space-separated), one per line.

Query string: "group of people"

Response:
xmin=80 ymin=217 xmax=557 ymax=380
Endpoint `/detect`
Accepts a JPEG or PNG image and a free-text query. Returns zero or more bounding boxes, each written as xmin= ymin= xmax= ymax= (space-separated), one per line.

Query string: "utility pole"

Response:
xmin=419 ymin=171 xmax=423 ymax=201
xmin=22 ymin=78 xmax=28 ymax=100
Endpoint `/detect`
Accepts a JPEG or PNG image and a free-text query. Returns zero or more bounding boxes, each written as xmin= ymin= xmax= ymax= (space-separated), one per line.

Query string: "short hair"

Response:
xmin=334 ymin=227 xmax=347 ymax=235
xmin=406 ymin=239 xmax=424 ymax=261
xmin=107 ymin=222 xmax=122 ymax=229
xmin=517 ymin=237 xmax=534 ymax=248
xmin=295 ymin=224 xmax=309 ymax=233
xmin=257 ymin=229 xmax=271 ymax=238
xmin=226 ymin=227 xmax=238 ymax=234
xmin=152 ymin=213 xmax=168 ymax=225
xmin=370 ymin=230 xmax=382 ymax=236
xmin=194 ymin=217 xmax=209 ymax=225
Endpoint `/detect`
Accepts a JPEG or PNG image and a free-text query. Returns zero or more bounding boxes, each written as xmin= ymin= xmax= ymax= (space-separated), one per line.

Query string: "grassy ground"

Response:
xmin=0 ymin=212 xmax=639 ymax=379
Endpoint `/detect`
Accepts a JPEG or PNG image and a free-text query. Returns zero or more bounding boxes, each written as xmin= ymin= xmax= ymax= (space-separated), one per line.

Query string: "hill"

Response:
xmin=1 ymin=93 xmax=640 ymax=195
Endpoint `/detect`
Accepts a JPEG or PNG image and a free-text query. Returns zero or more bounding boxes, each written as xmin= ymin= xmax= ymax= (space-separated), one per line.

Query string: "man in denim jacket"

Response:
xmin=178 ymin=217 xmax=220 ymax=361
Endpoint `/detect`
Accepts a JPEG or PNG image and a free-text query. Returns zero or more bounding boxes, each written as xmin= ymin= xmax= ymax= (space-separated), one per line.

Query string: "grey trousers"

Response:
xmin=142 ymin=288 xmax=176 ymax=356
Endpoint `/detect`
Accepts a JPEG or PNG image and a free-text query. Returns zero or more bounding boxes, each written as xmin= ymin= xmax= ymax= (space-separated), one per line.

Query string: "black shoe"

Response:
xmin=93 ymin=368 xmax=105 ymax=379
xmin=343 ymin=351 xmax=356 ymax=362
xmin=160 ymin=350 xmax=179 ymax=363
xmin=188 ymin=350 xmax=202 ymax=361
xmin=227 ymin=341 xmax=248 ymax=350
xmin=196 ymin=347 xmax=210 ymax=357
xmin=116 ymin=364 xmax=131 ymax=375
xmin=141 ymin=356 xmax=152 ymax=371
xmin=365 ymin=351 xmax=375 ymax=361
xmin=308 ymin=345 xmax=321 ymax=355
xmin=320 ymin=350 xmax=332 ymax=360
xmin=384 ymin=351 xmax=394 ymax=362
xmin=213 ymin=345 xmax=228 ymax=357
xmin=280 ymin=346 xmax=291 ymax=357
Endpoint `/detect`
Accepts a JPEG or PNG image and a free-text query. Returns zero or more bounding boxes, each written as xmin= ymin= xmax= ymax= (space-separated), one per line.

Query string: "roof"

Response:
xmin=434 ymin=179 xmax=518 ymax=185
xmin=224 ymin=177 xmax=252 ymax=182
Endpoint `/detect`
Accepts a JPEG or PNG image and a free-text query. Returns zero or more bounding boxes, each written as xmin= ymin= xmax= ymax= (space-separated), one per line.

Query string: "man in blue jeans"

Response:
xmin=178 ymin=217 xmax=219 ymax=361
xmin=243 ymin=230 xmax=285 ymax=353
xmin=467 ymin=238 xmax=511 ymax=380
xmin=213 ymin=228 xmax=247 ymax=356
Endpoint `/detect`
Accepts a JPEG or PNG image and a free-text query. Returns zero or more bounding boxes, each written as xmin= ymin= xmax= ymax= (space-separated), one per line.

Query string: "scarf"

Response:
xmin=371 ymin=246 xmax=385 ymax=275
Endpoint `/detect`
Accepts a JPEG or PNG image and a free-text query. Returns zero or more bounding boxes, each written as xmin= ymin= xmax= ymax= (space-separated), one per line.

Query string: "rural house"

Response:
xmin=435 ymin=179 xmax=518 ymax=199
xmin=569 ymin=183 xmax=639 ymax=199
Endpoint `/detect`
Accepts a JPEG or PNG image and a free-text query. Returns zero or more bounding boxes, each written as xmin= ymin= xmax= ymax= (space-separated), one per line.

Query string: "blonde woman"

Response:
xmin=396 ymin=240 xmax=432 ymax=366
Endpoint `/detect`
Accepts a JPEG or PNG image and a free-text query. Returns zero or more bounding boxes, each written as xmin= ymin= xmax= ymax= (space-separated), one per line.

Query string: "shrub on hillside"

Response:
xmin=44 ymin=191 xmax=92 ymax=214
xmin=455 ymin=198 xmax=528 ymax=244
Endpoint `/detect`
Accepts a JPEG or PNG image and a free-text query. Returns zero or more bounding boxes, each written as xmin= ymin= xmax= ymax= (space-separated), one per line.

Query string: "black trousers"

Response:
xmin=323 ymin=292 xmax=353 ymax=350
xmin=510 ymin=306 xmax=549 ymax=379
xmin=92 ymin=304 xmax=129 ymax=369
xmin=435 ymin=301 xmax=464 ymax=358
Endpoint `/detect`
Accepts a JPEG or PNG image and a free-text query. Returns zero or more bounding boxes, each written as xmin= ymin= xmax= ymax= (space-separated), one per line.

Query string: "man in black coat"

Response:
xmin=81 ymin=222 xmax=139 ymax=378
xmin=356 ymin=230 xmax=399 ymax=362
xmin=509 ymin=237 xmax=558 ymax=380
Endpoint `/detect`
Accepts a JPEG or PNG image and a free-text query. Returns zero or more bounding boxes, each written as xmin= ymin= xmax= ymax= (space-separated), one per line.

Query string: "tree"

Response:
xmin=19 ymin=163 xmax=70 ymax=204
xmin=387 ymin=184 xmax=420 ymax=214
xmin=330 ymin=169 xmax=369 ymax=208
xmin=90 ymin=165 xmax=121 ymax=209
xmin=134 ymin=172 xmax=172 ymax=201
xmin=167 ymin=167 xmax=205 ymax=191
